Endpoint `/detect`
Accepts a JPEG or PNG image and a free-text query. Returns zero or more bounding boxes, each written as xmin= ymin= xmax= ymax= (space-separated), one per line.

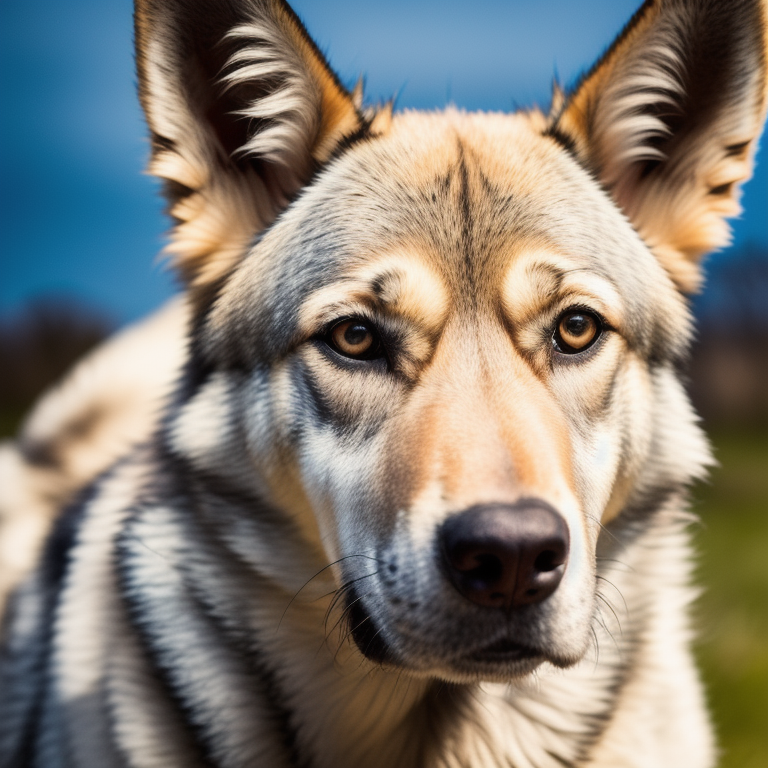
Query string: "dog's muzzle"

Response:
xmin=345 ymin=499 xmax=571 ymax=669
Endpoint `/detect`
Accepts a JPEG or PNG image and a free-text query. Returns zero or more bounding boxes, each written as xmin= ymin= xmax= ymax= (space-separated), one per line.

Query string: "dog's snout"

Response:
xmin=440 ymin=502 xmax=569 ymax=609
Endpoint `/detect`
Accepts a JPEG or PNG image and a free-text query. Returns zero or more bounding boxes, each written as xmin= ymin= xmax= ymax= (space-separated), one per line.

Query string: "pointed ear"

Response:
xmin=550 ymin=0 xmax=768 ymax=291
xmin=134 ymin=0 xmax=363 ymax=293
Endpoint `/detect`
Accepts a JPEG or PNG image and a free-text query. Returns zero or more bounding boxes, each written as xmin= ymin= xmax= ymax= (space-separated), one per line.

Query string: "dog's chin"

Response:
xmin=347 ymin=599 xmax=570 ymax=682
xmin=430 ymin=641 xmax=548 ymax=683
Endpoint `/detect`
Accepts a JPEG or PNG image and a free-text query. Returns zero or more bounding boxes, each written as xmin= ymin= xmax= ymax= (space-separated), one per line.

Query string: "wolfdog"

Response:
xmin=1 ymin=0 xmax=767 ymax=766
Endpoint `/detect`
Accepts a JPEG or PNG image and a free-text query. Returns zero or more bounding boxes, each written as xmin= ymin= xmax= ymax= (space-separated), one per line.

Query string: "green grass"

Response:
xmin=694 ymin=430 xmax=768 ymax=768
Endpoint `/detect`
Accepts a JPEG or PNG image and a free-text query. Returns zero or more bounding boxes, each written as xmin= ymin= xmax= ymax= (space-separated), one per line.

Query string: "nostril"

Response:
xmin=459 ymin=553 xmax=503 ymax=587
xmin=534 ymin=549 xmax=562 ymax=573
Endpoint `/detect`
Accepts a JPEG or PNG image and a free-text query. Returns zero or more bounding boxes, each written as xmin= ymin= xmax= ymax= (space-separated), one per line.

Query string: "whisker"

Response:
xmin=595 ymin=589 xmax=624 ymax=635
xmin=596 ymin=574 xmax=629 ymax=615
xmin=122 ymin=532 xmax=171 ymax=563
xmin=590 ymin=625 xmax=601 ymax=669
xmin=336 ymin=597 xmax=376 ymax=666
xmin=586 ymin=513 xmax=622 ymax=547
xmin=364 ymin=625 xmax=386 ymax=659
xmin=324 ymin=577 xmax=379 ymax=648
xmin=594 ymin=603 xmax=622 ymax=659
xmin=278 ymin=553 xmax=382 ymax=633
xmin=323 ymin=570 xmax=380 ymax=631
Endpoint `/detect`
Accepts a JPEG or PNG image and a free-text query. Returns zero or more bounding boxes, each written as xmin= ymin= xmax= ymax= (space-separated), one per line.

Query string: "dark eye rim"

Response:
xmin=551 ymin=308 xmax=606 ymax=356
xmin=322 ymin=316 xmax=386 ymax=362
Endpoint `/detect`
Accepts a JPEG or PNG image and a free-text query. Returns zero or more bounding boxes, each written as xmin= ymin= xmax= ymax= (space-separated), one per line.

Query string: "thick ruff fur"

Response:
xmin=2 ymin=1 xmax=767 ymax=766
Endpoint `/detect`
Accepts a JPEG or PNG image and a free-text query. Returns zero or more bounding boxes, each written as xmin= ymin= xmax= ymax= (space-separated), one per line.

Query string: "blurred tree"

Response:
xmin=689 ymin=245 xmax=768 ymax=429
xmin=0 ymin=299 xmax=111 ymax=437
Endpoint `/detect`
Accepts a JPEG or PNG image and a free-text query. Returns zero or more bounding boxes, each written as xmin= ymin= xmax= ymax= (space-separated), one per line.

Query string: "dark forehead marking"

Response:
xmin=436 ymin=168 xmax=453 ymax=194
xmin=455 ymin=139 xmax=474 ymax=288
xmin=451 ymin=137 xmax=524 ymax=303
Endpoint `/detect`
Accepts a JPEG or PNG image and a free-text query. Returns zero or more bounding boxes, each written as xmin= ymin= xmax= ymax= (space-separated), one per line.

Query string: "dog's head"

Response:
xmin=136 ymin=0 xmax=768 ymax=682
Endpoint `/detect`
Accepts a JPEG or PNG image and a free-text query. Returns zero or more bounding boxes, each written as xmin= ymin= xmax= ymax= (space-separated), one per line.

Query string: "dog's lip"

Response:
xmin=465 ymin=638 xmax=541 ymax=663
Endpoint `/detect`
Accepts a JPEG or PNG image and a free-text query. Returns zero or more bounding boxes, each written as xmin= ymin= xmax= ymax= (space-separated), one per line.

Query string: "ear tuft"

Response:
xmin=221 ymin=9 xmax=360 ymax=178
xmin=367 ymin=100 xmax=394 ymax=136
xmin=550 ymin=0 xmax=768 ymax=292
xmin=351 ymin=78 xmax=365 ymax=111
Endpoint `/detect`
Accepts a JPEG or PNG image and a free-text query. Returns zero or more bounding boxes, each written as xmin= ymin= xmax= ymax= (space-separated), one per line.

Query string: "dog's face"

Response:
xmin=139 ymin=0 xmax=767 ymax=682
xmin=201 ymin=111 xmax=691 ymax=680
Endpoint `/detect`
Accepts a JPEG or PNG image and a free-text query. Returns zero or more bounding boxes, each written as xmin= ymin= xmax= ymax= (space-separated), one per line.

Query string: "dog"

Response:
xmin=2 ymin=0 xmax=767 ymax=766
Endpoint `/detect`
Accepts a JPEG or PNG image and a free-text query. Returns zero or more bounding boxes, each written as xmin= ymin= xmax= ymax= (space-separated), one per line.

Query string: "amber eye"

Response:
xmin=327 ymin=319 xmax=382 ymax=360
xmin=553 ymin=310 xmax=601 ymax=354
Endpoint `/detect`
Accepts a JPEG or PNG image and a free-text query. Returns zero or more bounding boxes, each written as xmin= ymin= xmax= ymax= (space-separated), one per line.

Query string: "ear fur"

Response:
xmin=134 ymin=0 xmax=364 ymax=294
xmin=550 ymin=0 xmax=768 ymax=291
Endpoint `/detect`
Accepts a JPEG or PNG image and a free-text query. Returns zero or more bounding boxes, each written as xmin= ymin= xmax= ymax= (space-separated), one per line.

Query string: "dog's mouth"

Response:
xmin=465 ymin=637 xmax=540 ymax=664
xmin=345 ymin=587 xmax=546 ymax=673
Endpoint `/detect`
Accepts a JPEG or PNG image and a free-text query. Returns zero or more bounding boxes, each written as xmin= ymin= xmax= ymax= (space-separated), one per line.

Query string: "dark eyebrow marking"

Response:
xmin=370 ymin=270 xmax=401 ymax=303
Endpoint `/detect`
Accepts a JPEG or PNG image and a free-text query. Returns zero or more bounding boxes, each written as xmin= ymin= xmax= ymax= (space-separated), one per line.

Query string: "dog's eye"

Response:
xmin=553 ymin=310 xmax=601 ymax=354
xmin=327 ymin=319 xmax=383 ymax=360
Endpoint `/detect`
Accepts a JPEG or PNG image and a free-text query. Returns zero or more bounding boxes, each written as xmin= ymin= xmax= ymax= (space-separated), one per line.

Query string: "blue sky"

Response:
xmin=1 ymin=0 xmax=766 ymax=325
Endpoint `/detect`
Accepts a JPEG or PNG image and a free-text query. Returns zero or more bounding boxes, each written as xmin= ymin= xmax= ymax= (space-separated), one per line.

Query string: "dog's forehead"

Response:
xmin=214 ymin=110 xmax=683 ymax=360
xmin=272 ymin=110 xmax=665 ymax=292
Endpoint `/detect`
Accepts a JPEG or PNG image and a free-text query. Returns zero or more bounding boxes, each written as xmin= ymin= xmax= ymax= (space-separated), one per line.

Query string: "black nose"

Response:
xmin=440 ymin=501 xmax=569 ymax=609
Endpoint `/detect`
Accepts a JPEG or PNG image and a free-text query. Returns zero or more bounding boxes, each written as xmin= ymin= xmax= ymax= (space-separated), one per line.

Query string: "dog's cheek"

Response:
xmin=262 ymin=356 xmax=408 ymax=555
xmin=551 ymin=348 xmax=657 ymax=529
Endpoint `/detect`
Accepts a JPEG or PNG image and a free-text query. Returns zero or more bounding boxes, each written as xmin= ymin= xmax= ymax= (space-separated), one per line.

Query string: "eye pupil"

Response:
xmin=565 ymin=314 xmax=589 ymax=336
xmin=344 ymin=324 xmax=370 ymax=346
